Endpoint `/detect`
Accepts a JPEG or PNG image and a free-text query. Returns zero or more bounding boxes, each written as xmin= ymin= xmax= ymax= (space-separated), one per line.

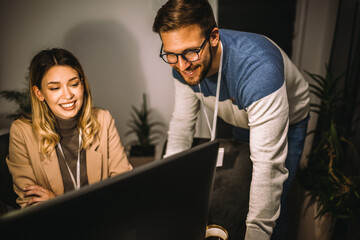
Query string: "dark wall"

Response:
xmin=330 ymin=0 xmax=360 ymax=172
xmin=323 ymin=1 xmax=360 ymax=239
xmin=218 ymin=0 xmax=297 ymax=57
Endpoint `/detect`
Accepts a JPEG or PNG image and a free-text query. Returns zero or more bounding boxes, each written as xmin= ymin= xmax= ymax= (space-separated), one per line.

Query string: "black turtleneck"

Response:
xmin=55 ymin=116 xmax=88 ymax=192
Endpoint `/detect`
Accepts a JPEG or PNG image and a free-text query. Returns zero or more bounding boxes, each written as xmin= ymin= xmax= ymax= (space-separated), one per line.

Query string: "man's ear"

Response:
xmin=32 ymin=86 xmax=45 ymax=101
xmin=209 ymin=27 xmax=220 ymax=47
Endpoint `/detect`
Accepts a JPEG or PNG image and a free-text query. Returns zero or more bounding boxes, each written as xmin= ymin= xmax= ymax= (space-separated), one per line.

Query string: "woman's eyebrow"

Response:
xmin=47 ymin=76 xmax=79 ymax=85
xmin=68 ymin=76 xmax=80 ymax=81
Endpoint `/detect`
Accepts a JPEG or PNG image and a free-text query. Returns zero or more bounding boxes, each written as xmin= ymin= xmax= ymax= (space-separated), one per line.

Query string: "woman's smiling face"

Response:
xmin=33 ymin=65 xmax=84 ymax=119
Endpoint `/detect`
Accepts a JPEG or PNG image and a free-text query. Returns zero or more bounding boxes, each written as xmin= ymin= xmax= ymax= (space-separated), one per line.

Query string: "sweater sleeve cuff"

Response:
xmin=245 ymin=227 xmax=271 ymax=240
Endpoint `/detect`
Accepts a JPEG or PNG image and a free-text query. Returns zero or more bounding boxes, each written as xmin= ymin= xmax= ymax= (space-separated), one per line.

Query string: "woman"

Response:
xmin=6 ymin=48 xmax=132 ymax=208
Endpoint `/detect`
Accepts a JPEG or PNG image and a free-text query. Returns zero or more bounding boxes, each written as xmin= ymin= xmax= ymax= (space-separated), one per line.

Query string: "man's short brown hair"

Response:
xmin=153 ymin=0 xmax=217 ymax=37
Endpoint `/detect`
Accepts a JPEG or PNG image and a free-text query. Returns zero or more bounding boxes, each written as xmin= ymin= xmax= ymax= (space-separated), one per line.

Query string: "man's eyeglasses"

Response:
xmin=159 ymin=37 xmax=208 ymax=64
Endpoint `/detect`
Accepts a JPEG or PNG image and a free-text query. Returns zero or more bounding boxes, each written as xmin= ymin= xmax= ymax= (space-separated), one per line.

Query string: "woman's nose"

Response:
xmin=62 ymin=86 xmax=74 ymax=99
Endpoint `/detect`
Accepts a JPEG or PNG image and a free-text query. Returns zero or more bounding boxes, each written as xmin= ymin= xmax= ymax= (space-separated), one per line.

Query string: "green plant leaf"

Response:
xmin=304 ymin=70 xmax=326 ymax=88
xmin=310 ymin=89 xmax=324 ymax=100
xmin=126 ymin=93 xmax=165 ymax=155
xmin=309 ymin=83 xmax=324 ymax=96
xmin=0 ymin=88 xmax=31 ymax=119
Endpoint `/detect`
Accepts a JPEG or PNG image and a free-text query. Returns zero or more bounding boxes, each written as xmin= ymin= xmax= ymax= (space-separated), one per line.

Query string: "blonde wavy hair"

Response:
xmin=25 ymin=48 xmax=100 ymax=156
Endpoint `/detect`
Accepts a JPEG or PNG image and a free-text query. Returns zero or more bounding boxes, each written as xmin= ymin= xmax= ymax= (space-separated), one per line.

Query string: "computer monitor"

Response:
xmin=0 ymin=140 xmax=220 ymax=240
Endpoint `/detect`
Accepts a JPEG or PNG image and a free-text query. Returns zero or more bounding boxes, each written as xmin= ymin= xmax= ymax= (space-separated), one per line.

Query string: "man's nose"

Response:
xmin=176 ymin=55 xmax=191 ymax=71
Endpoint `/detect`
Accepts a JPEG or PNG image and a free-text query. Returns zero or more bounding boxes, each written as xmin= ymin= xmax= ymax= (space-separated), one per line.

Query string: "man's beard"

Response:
xmin=177 ymin=44 xmax=213 ymax=86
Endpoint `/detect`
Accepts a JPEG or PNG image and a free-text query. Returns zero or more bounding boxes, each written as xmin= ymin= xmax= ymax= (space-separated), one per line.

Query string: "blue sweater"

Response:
xmin=166 ymin=29 xmax=310 ymax=239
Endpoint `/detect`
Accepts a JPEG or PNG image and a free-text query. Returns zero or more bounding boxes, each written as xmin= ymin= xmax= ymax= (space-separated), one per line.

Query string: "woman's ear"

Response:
xmin=209 ymin=27 xmax=220 ymax=47
xmin=32 ymin=86 xmax=45 ymax=101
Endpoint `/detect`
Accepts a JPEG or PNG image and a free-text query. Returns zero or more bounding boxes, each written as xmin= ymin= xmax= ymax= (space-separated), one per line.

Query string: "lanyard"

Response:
xmin=199 ymin=42 xmax=223 ymax=141
xmin=57 ymin=130 xmax=82 ymax=190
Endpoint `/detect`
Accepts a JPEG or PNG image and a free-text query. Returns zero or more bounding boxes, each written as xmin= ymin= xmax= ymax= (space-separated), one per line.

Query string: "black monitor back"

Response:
xmin=0 ymin=140 xmax=219 ymax=240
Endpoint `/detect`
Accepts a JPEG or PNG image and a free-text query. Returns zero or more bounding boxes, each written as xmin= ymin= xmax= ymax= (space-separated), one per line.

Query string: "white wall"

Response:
xmin=0 ymin=0 xmax=342 ymax=237
xmin=0 ymin=0 xmax=217 ymax=156
xmin=292 ymin=0 xmax=339 ymax=168
xmin=0 ymin=0 xmax=336 ymax=160
xmin=291 ymin=0 xmax=339 ymax=239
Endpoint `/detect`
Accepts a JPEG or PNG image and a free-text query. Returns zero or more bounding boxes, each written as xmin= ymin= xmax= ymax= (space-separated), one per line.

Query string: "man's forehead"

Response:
xmin=160 ymin=25 xmax=204 ymax=53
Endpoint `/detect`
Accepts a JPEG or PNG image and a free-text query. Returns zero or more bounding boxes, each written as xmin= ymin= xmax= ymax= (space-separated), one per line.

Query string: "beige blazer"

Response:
xmin=6 ymin=108 xmax=132 ymax=208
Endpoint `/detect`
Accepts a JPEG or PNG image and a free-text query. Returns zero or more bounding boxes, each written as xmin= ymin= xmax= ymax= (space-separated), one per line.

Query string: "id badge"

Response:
xmin=216 ymin=147 xmax=224 ymax=167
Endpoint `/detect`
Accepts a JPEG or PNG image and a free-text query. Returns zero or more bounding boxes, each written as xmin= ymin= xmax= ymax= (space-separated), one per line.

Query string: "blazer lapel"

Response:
xmin=86 ymin=137 xmax=103 ymax=184
xmin=41 ymin=150 xmax=64 ymax=195
xmin=40 ymin=134 xmax=103 ymax=191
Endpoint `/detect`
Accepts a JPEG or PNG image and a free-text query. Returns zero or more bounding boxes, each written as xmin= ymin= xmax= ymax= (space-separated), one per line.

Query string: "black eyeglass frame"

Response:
xmin=159 ymin=36 xmax=209 ymax=64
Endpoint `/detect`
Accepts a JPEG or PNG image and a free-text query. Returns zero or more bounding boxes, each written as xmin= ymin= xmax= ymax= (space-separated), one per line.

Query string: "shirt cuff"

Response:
xmin=245 ymin=226 xmax=271 ymax=240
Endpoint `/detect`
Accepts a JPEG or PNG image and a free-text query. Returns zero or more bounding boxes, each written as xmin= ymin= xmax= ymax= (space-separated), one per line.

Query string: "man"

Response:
xmin=153 ymin=0 xmax=310 ymax=239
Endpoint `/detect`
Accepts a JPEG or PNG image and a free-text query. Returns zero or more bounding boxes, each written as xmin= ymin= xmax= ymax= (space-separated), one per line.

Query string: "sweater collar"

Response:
xmin=55 ymin=115 xmax=79 ymax=137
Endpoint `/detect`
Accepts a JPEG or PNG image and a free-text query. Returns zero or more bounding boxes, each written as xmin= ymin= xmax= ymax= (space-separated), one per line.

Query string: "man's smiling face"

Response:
xmin=160 ymin=24 xmax=213 ymax=86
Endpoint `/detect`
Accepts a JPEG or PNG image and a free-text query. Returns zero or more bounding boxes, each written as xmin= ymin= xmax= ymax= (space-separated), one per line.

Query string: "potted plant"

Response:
xmin=298 ymin=64 xmax=360 ymax=239
xmin=125 ymin=93 xmax=164 ymax=163
xmin=0 ymin=81 xmax=31 ymax=119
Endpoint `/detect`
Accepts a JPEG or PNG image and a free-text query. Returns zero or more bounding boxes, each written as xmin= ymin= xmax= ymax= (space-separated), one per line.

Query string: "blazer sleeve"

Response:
xmin=103 ymin=110 xmax=133 ymax=176
xmin=6 ymin=121 xmax=38 ymax=208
